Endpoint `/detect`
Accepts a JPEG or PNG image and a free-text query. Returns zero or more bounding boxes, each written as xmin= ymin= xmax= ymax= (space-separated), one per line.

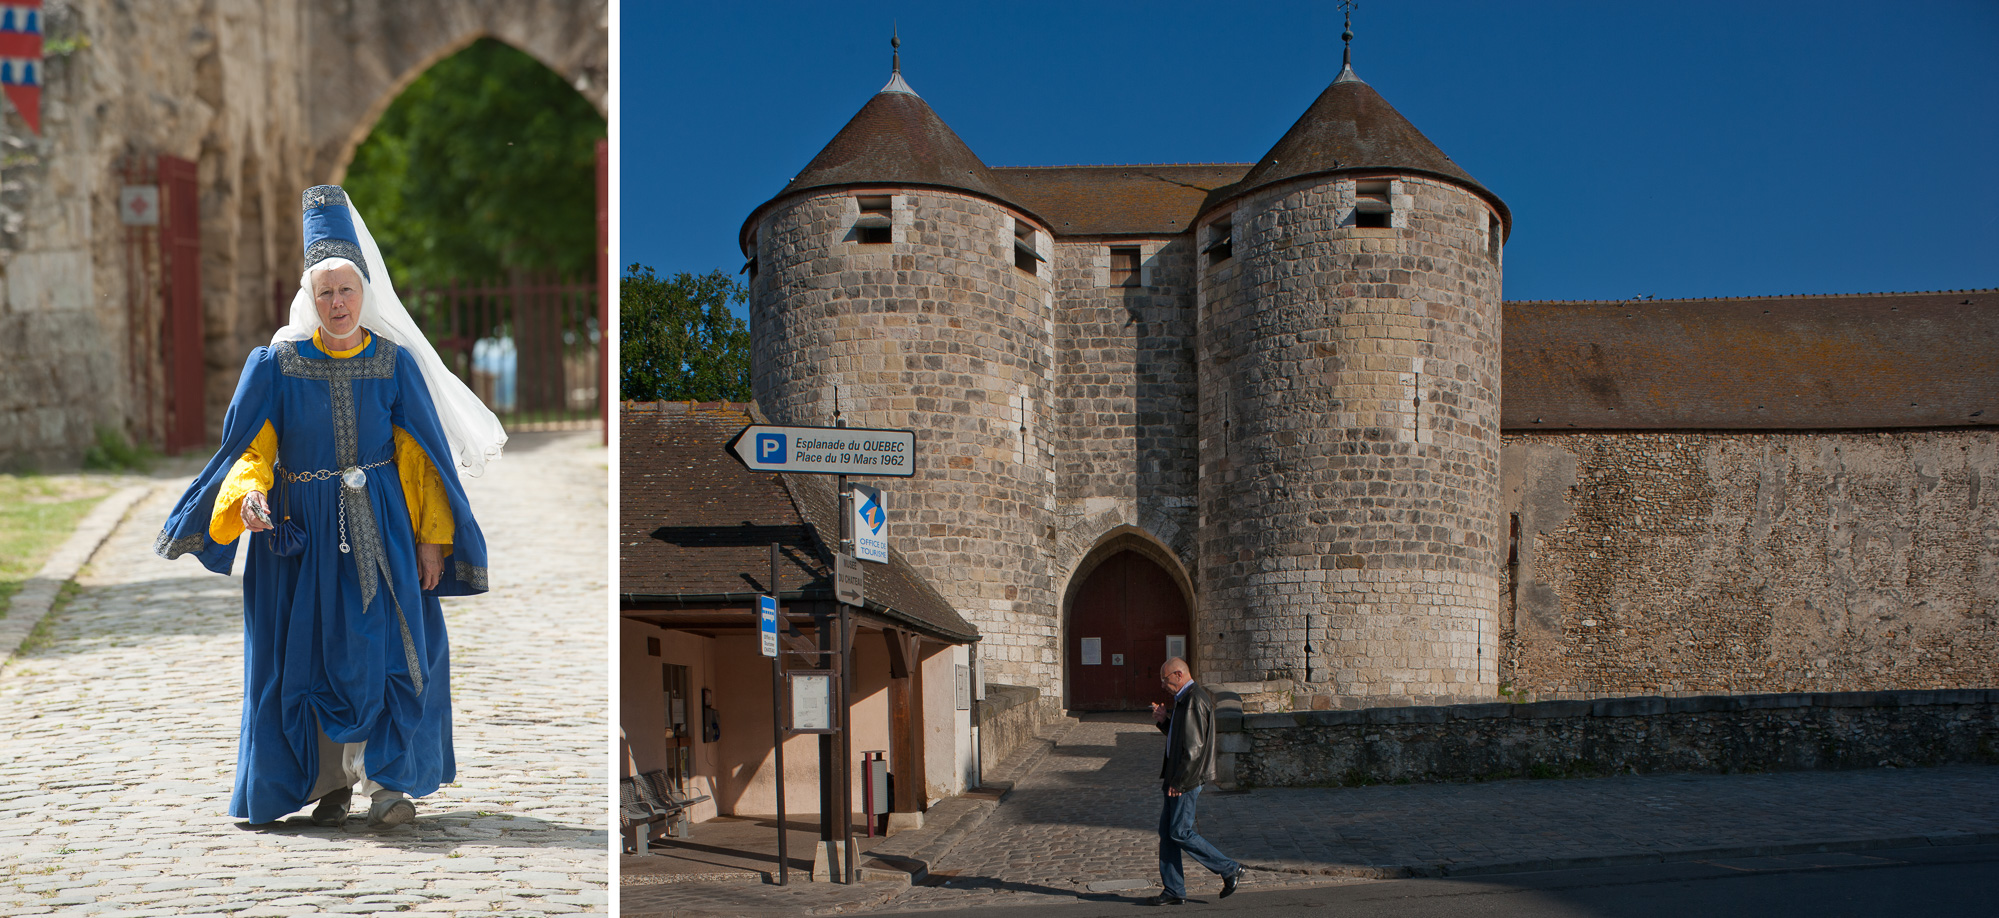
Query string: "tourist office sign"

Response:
xmin=727 ymin=424 xmax=917 ymax=477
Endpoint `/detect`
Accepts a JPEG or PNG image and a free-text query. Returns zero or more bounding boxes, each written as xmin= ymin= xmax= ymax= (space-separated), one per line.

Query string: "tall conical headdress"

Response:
xmin=300 ymin=185 xmax=370 ymax=281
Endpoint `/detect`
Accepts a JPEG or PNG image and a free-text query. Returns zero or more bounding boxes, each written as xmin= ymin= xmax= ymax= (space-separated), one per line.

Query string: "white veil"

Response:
xmin=273 ymin=199 xmax=507 ymax=477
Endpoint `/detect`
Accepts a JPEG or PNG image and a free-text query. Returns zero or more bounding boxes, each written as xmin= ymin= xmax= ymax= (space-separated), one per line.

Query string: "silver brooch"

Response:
xmin=340 ymin=466 xmax=368 ymax=490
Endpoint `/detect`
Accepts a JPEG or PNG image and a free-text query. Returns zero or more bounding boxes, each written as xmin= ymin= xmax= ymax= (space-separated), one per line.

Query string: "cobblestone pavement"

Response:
xmin=0 ymin=430 xmax=610 ymax=917
xmin=871 ymin=716 xmax=1999 ymax=912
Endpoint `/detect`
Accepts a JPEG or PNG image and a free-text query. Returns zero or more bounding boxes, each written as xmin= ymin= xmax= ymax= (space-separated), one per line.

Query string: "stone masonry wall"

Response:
xmin=0 ymin=1 xmax=311 ymax=470
xmin=1197 ymin=173 xmax=1505 ymax=702
xmin=0 ymin=0 xmax=606 ymax=470
xmin=750 ymin=188 xmax=1060 ymax=693
xmin=1502 ymin=430 xmax=1999 ymax=697
xmin=1221 ymin=689 xmax=1999 ymax=789
xmin=1048 ymin=236 xmax=1200 ymax=588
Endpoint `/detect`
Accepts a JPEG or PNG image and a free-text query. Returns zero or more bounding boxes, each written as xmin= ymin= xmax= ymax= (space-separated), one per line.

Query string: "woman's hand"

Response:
xmin=418 ymin=543 xmax=443 ymax=591
xmin=241 ymin=490 xmax=274 ymax=532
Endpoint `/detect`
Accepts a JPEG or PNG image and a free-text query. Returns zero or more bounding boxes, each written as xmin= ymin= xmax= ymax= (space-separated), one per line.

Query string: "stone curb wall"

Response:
xmin=977 ymin=684 xmax=1044 ymax=775
xmin=1215 ymin=689 xmax=1999 ymax=789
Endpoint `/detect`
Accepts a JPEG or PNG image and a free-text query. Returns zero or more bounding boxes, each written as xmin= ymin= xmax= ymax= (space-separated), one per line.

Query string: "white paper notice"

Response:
xmin=1080 ymin=637 xmax=1102 ymax=666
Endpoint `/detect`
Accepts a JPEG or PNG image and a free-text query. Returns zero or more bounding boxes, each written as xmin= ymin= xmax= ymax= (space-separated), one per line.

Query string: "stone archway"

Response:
xmin=302 ymin=0 xmax=608 ymax=184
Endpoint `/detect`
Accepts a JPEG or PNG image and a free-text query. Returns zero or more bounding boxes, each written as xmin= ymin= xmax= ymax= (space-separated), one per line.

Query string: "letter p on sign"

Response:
xmin=757 ymin=433 xmax=786 ymax=464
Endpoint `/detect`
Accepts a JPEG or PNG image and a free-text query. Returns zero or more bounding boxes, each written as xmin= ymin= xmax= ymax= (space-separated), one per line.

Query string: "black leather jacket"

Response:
xmin=1157 ymin=681 xmax=1217 ymax=793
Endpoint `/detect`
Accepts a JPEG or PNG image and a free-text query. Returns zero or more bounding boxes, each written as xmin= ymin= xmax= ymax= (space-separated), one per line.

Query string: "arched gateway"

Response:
xmin=1066 ymin=550 xmax=1193 ymax=711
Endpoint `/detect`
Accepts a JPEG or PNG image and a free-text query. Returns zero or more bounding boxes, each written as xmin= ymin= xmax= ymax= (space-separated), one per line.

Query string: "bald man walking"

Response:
xmin=1144 ymin=657 xmax=1243 ymax=906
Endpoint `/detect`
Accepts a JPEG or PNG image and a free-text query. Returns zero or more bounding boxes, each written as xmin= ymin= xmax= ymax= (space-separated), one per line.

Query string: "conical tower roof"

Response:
xmin=776 ymin=74 xmax=1019 ymax=207
xmin=1224 ymin=66 xmax=1509 ymax=227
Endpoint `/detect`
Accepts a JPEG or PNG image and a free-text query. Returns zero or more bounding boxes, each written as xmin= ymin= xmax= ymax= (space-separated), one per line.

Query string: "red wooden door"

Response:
xmin=1067 ymin=551 xmax=1190 ymax=711
xmin=158 ymin=155 xmax=204 ymax=455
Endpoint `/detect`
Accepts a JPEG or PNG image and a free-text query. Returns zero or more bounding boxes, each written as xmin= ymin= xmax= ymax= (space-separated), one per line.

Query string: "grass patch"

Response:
xmin=0 ymin=476 xmax=117 ymax=616
xmin=82 ymin=427 xmax=157 ymax=473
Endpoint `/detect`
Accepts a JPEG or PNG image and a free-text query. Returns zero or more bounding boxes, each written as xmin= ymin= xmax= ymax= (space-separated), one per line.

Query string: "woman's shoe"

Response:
xmin=367 ymin=791 xmax=416 ymax=829
xmin=310 ymin=788 xmax=352 ymax=826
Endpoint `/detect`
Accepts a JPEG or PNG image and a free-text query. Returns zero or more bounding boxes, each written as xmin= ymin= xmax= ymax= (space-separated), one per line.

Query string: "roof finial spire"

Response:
xmin=1337 ymin=0 xmax=1360 ymax=82
xmin=880 ymin=23 xmax=917 ymax=95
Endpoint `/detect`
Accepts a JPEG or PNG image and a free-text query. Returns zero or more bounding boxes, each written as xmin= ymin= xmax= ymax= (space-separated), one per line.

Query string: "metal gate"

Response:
xmin=400 ymin=275 xmax=603 ymax=430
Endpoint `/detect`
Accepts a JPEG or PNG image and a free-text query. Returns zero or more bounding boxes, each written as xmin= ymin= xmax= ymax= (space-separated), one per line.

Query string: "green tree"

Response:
xmin=621 ymin=266 xmax=752 ymax=402
xmin=343 ymin=38 xmax=604 ymax=288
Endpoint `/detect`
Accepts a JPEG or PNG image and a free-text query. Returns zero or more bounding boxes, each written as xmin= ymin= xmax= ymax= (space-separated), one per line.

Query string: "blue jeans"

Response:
xmin=1158 ymin=784 xmax=1239 ymax=898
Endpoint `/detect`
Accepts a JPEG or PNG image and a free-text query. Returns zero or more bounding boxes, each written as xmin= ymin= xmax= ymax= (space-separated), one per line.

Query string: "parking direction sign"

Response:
xmin=727 ymin=424 xmax=916 ymax=477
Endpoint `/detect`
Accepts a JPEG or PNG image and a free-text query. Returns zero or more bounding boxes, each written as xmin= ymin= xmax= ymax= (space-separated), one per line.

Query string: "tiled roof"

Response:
xmin=991 ymin=164 xmax=1251 ymax=237
xmin=620 ymin=402 xmax=978 ymax=643
xmin=1502 ymin=290 xmax=1999 ymax=430
xmin=1226 ymin=69 xmax=1508 ymax=229
xmin=771 ymin=80 xmax=1022 ymax=213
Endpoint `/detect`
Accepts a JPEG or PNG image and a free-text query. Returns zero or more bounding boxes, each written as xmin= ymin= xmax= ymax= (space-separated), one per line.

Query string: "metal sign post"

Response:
xmin=767 ymin=544 xmax=787 ymax=886
xmin=729 ymin=420 xmax=916 ymax=885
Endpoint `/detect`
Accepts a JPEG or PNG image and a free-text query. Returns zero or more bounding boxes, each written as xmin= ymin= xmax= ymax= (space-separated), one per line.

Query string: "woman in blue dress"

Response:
xmin=156 ymin=186 xmax=506 ymax=828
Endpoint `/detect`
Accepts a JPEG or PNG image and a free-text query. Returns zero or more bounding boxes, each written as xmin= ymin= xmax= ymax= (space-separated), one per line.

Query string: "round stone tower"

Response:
xmin=1194 ymin=52 xmax=1511 ymax=703
xmin=741 ymin=62 xmax=1061 ymax=691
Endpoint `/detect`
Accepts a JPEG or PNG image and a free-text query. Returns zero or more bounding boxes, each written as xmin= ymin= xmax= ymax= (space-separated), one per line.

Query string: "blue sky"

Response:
xmin=620 ymin=1 xmax=1998 ymax=304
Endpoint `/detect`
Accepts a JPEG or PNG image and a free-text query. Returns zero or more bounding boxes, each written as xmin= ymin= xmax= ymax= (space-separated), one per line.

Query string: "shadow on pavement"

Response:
xmin=235 ymin=810 xmax=603 ymax=850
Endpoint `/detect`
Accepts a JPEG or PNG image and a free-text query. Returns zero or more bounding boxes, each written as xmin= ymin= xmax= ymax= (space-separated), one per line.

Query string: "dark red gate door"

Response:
xmin=159 ymin=155 xmax=204 ymax=455
xmin=1067 ymin=551 xmax=1191 ymax=711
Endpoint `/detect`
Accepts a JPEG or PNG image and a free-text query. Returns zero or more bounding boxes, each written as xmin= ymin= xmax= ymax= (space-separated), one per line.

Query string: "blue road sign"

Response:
xmin=759 ymin=595 xmax=778 ymax=658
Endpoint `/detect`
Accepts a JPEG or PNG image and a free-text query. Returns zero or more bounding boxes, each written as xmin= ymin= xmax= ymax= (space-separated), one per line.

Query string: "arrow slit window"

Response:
xmin=1012 ymin=218 xmax=1042 ymax=275
xmin=854 ymin=196 xmax=893 ymax=244
xmin=1355 ymin=180 xmax=1392 ymax=228
xmin=1203 ymin=214 xmax=1233 ymax=266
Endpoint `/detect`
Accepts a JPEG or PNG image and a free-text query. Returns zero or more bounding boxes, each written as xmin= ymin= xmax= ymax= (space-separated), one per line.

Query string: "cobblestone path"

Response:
xmin=877 ymin=715 xmax=1999 ymax=912
xmin=0 ymin=430 xmax=610 ymax=917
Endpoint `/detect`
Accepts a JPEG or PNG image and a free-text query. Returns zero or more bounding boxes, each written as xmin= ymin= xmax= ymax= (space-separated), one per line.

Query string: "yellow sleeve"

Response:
xmin=394 ymin=426 xmax=456 ymax=550
xmin=209 ymin=421 xmax=278 ymax=544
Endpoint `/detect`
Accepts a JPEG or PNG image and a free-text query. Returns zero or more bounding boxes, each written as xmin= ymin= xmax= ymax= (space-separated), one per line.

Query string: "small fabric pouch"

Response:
xmin=265 ymin=479 xmax=306 ymax=557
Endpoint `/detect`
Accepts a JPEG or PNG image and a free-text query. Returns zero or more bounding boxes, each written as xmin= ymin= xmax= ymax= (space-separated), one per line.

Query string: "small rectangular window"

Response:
xmin=1203 ymin=215 xmax=1233 ymax=265
xmin=856 ymin=195 xmax=892 ymax=244
xmin=1012 ymin=218 xmax=1042 ymax=274
xmin=1355 ymin=180 xmax=1391 ymax=228
xmin=1487 ymin=213 xmax=1501 ymax=260
xmin=1110 ymin=246 xmax=1141 ymax=287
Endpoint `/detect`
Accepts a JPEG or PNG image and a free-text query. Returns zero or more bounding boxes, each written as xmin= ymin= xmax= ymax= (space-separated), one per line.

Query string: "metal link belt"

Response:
xmin=279 ymin=458 xmax=392 ymax=483
xmin=275 ymin=458 xmax=393 ymax=553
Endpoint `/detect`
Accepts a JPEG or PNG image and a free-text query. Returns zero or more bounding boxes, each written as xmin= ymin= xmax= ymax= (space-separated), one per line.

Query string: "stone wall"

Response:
xmin=1502 ymin=430 xmax=1999 ymax=697
xmin=976 ymin=683 xmax=1047 ymax=775
xmin=748 ymin=188 xmax=1061 ymax=693
xmin=1196 ymin=173 xmax=1505 ymax=701
xmin=1047 ymin=235 xmax=1200 ymax=595
xmin=1221 ymin=689 xmax=1999 ymax=789
xmin=0 ymin=0 xmax=606 ymax=470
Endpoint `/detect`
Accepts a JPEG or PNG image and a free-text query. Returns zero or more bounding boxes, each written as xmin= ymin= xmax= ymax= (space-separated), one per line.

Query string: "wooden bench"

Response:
xmin=623 ymin=770 xmax=711 ymax=854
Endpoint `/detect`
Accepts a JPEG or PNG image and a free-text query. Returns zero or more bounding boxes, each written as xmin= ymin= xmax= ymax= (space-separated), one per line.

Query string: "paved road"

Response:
xmin=880 ymin=843 xmax=1999 ymax=917
xmin=876 ymin=716 xmax=1999 ymax=913
xmin=0 ymin=431 xmax=610 ymax=917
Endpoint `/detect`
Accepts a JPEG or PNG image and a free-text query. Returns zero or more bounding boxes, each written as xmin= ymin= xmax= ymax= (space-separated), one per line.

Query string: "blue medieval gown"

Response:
xmin=156 ymin=334 xmax=488 ymax=824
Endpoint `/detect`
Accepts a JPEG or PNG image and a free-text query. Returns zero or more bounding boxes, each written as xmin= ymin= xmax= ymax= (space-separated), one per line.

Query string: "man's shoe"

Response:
xmin=1140 ymin=892 xmax=1184 ymax=906
xmin=309 ymin=788 xmax=351 ymax=827
xmin=1221 ymin=867 xmax=1244 ymax=899
xmin=366 ymin=792 xmax=416 ymax=829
